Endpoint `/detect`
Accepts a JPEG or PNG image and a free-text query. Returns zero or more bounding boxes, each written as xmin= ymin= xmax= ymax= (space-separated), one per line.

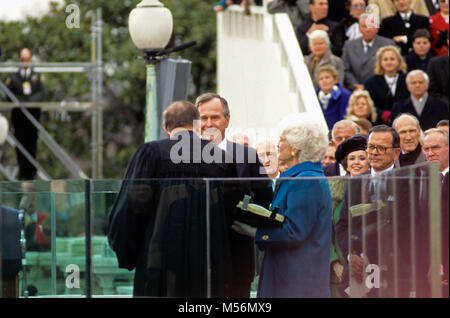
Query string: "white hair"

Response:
xmin=392 ymin=113 xmax=424 ymax=143
xmin=406 ymin=69 xmax=430 ymax=85
xmin=308 ymin=29 xmax=330 ymax=48
xmin=424 ymin=128 xmax=449 ymax=145
xmin=331 ymin=119 xmax=360 ymax=141
xmin=392 ymin=113 xmax=421 ymax=131
xmin=280 ymin=113 xmax=329 ymax=163
xmin=256 ymin=139 xmax=277 ymax=153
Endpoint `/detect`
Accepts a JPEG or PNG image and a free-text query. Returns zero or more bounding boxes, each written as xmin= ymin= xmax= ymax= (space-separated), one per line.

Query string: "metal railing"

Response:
xmin=0 ymin=9 xmax=103 ymax=180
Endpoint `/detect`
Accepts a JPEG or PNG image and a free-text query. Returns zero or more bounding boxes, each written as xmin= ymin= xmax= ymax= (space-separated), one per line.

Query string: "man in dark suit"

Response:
xmin=107 ymin=101 xmax=240 ymax=297
xmin=323 ymin=119 xmax=360 ymax=176
xmin=423 ymin=128 xmax=449 ymax=298
xmin=390 ymin=70 xmax=449 ymax=131
xmin=343 ymin=14 xmax=396 ymax=91
xmin=196 ymin=92 xmax=273 ymax=297
xmin=6 ymin=48 xmax=46 ymax=180
xmin=336 ymin=125 xmax=423 ymax=297
xmin=427 ymin=33 xmax=449 ymax=103
xmin=295 ymin=0 xmax=345 ymax=57
xmin=378 ymin=0 xmax=430 ymax=56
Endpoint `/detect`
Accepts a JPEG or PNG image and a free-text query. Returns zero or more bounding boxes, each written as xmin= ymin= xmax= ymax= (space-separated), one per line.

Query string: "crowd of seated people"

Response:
xmin=213 ymin=0 xmax=447 ymax=298
xmin=218 ymin=0 xmax=448 ymax=134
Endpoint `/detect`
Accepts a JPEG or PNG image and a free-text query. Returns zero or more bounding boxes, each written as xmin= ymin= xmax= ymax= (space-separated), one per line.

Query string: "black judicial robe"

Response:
xmin=107 ymin=131 xmax=240 ymax=297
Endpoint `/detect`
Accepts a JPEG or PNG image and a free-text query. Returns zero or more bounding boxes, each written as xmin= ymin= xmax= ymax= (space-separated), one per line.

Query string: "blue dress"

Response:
xmin=256 ymin=161 xmax=332 ymax=298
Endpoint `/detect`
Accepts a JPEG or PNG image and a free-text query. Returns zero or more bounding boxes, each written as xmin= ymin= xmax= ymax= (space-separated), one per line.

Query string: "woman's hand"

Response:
xmin=231 ymin=221 xmax=257 ymax=238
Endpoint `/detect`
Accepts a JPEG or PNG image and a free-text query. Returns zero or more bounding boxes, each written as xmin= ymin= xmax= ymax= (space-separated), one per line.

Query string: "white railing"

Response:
xmin=216 ymin=3 xmax=327 ymax=142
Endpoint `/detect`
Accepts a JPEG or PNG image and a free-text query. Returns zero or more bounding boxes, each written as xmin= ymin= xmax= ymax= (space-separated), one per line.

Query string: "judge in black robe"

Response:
xmin=107 ymin=101 xmax=240 ymax=297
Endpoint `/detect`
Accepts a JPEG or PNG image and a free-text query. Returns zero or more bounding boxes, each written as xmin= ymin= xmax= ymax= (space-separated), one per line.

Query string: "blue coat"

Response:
xmin=256 ymin=161 xmax=332 ymax=298
xmin=316 ymin=84 xmax=351 ymax=130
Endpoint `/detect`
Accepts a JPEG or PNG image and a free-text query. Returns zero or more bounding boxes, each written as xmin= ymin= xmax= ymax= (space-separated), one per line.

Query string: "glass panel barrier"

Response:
xmin=91 ymin=179 xmax=128 ymax=297
xmin=0 ymin=164 xmax=446 ymax=298
xmin=0 ymin=180 xmax=88 ymax=297
xmin=344 ymin=162 xmax=445 ymax=298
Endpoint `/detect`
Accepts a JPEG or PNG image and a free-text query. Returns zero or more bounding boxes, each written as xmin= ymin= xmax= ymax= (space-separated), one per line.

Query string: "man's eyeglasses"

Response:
xmin=422 ymin=145 xmax=442 ymax=153
xmin=366 ymin=144 xmax=396 ymax=154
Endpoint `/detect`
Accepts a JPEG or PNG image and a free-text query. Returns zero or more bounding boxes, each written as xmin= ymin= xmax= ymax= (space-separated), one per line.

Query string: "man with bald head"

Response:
xmin=342 ymin=14 xmax=396 ymax=91
xmin=6 ymin=48 xmax=46 ymax=180
xmin=392 ymin=113 xmax=426 ymax=167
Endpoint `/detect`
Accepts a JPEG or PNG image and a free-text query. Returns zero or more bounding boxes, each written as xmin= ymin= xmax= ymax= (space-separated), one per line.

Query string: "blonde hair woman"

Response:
xmin=345 ymin=90 xmax=377 ymax=125
xmin=363 ymin=45 xmax=409 ymax=124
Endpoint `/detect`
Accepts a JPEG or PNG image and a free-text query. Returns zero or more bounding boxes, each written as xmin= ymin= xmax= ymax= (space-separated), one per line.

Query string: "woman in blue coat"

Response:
xmin=232 ymin=114 xmax=332 ymax=298
xmin=316 ymin=64 xmax=352 ymax=131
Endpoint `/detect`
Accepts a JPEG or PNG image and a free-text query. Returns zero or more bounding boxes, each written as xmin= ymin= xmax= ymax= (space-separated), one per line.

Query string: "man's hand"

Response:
xmin=350 ymin=254 xmax=364 ymax=284
xmin=231 ymin=220 xmax=257 ymax=238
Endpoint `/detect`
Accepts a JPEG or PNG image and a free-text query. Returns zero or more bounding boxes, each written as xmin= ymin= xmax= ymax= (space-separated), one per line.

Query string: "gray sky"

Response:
xmin=0 ymin=0 xmax=65 ymax=21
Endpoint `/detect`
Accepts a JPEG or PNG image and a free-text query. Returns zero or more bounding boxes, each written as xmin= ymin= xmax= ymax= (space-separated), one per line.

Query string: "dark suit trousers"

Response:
xmin=11 ymin=107 xmax=41 ymax=180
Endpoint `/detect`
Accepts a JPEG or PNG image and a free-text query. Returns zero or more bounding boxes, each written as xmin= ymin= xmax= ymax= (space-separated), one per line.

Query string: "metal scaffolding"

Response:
xmin=0 ymin=9 xmax=103 ymax=180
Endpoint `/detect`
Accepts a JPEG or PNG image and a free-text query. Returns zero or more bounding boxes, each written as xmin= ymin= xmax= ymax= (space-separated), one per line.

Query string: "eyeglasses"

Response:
xmin=366 ymin=144 xmax=397 ymax=154
xmin=351 ymin=4 xmax=366 ymax=9
xmin=422 ymin=145 xmax=443 ymax=153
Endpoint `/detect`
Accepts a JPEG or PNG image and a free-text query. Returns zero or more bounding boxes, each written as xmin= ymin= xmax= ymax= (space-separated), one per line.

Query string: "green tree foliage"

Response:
xmin=0 ymin=0 xmax=217 ymax=179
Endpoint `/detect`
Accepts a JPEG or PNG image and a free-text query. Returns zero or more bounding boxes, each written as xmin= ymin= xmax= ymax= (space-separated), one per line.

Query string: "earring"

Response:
xmin=291 ymin=151 xmax=296 ymax=157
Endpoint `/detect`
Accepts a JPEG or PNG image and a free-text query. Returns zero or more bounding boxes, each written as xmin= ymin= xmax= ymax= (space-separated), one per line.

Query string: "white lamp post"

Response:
xmin=129 ymin=0 xmax=173 ymax=142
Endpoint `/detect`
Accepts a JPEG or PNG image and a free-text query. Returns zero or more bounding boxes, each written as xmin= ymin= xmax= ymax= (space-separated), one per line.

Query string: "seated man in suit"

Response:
xmin=392 ymin=113 xmax=426 ymax=167
xmin=427 ymin=31 xmax=449 ymax=103
xmin=343 ymin=13 xmax=396 ymax=91
xmin=195 ymin=92 xmax=274 ymax=298
xmin=323 ymin=119 xmax=360 ymax=176
xmin=295 ymin=0 xmax=345 ymax=57
xmin=390 ymin=69 xmax=449 ymax=131
xmin=378 ymin=0 xmax=430 ymax=56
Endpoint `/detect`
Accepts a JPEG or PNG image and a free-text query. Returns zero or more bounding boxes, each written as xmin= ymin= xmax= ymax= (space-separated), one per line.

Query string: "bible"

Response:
xmin=234 ymin=195 xmax=284 ymax=228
